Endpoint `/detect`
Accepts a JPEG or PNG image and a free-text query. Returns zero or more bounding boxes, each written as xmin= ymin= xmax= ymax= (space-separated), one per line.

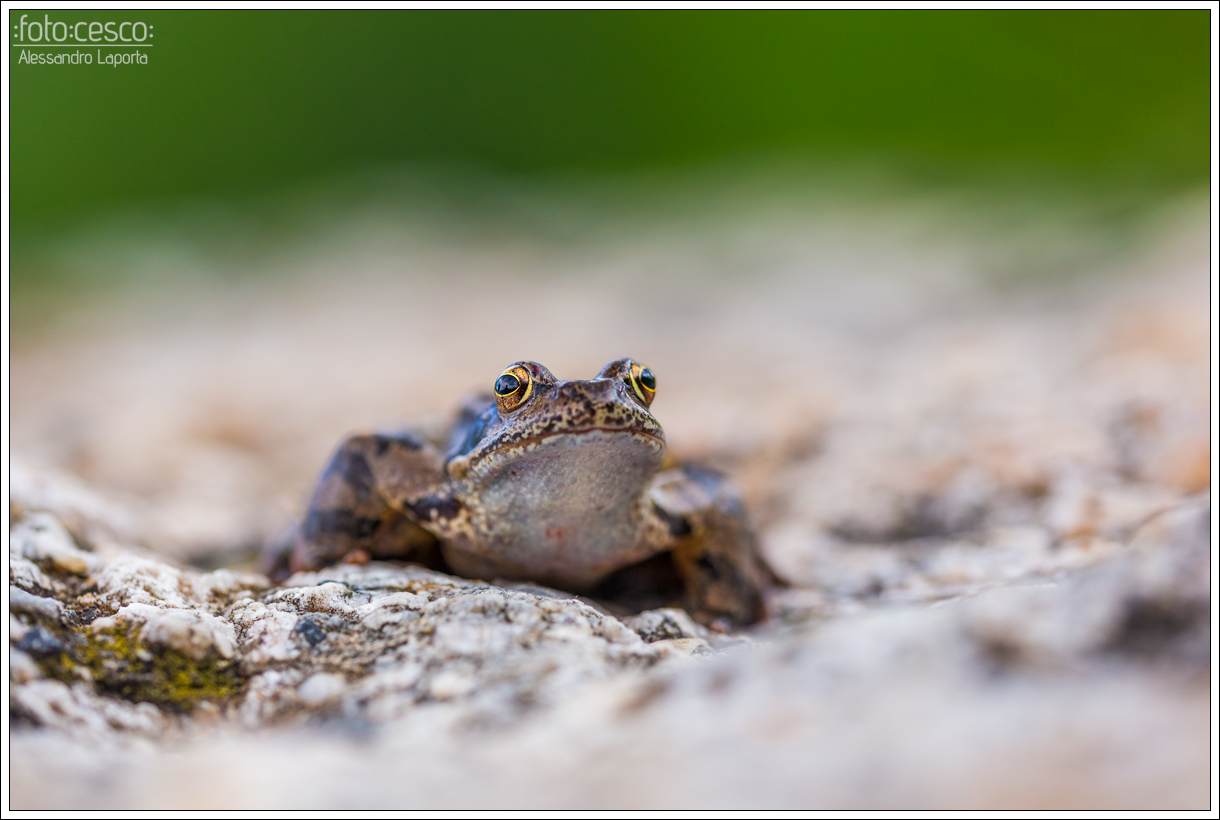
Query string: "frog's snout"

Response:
xmin=556 ymin=378 xmax=617 ymax=403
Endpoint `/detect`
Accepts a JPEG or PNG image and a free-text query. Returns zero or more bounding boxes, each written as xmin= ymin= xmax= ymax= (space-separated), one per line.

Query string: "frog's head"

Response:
xmin=444 ymin=358 xmax=666 ymax=487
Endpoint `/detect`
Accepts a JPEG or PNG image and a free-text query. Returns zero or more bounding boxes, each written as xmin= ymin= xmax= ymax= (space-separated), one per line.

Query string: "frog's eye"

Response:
xmin=626 ymin=362 xmax=657 ymax=407
xmin=494 ymin=364 xmax=533 ymax=413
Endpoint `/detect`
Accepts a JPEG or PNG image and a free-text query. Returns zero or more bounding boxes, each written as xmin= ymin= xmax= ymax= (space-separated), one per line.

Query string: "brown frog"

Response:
xmin=263 ymin=358 xmax=769 ymax=626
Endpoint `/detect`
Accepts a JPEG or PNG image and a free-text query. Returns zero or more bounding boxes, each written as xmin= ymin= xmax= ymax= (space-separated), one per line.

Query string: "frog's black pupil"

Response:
xmin=638 ymin=368 xmax=656 ymax=390
xmin=495 ymin=374 xmax=521 ymax=396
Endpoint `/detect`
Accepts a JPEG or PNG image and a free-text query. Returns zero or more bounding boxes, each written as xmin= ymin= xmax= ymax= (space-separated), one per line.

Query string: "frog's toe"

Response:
xmin=257 ymin=526 xmax=298 ymax=582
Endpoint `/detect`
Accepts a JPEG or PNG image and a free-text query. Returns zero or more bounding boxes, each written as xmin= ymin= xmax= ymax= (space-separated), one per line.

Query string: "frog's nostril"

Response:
xmin=592 ymin=379 xmax=619 ymax=397
xmin=557 ymin=380 xmax=617 ymax=401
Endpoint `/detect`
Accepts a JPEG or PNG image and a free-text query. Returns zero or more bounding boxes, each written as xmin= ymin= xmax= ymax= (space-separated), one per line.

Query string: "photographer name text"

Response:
xmin=12 ymin=14 xmax=153 ymax=66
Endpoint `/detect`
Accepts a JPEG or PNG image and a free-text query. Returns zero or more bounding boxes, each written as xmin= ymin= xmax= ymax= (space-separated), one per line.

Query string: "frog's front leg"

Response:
xmin=262 ymin=432 xmax=450 ymax=580
xmin=648 ymin=465 xmax=771 ymax=627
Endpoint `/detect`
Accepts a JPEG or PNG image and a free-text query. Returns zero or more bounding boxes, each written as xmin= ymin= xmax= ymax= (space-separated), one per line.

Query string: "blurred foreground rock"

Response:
xmin=9 ymin=467 xmax=1209 ymax=809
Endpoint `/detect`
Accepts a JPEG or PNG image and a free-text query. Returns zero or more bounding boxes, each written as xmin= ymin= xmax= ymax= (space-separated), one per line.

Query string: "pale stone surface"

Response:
xmin=91 ymin=603 xmax=239 ymax=661
xmin=8 ymin=203 xmax=1211 ymax=809
xmin=8 ymin=463 xmax=1210 ymax=809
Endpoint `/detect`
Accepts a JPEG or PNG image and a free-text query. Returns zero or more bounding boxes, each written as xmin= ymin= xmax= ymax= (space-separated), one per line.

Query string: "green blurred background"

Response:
xmin=9 ymin=10 xmax=1211 ymax=276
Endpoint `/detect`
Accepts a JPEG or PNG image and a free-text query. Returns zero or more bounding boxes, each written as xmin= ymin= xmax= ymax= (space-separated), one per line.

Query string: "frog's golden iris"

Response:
xmin=626 ymin=362 xmax=656 ymax=407
xmin=494 ymin=364 xmax=534 ymax=413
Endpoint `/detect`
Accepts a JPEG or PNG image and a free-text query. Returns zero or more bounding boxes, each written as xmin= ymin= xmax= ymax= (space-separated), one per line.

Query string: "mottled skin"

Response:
xmin=264 ymin=358 xmax=768 ymax=626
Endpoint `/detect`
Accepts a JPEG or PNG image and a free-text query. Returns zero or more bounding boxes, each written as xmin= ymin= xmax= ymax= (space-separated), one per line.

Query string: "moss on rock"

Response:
xmin=37 ymin=623 xmax=246 ymax=714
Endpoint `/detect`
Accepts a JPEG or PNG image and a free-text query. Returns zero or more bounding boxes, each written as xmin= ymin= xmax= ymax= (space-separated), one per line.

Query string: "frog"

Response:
xmin=262 ymin=358 xmax=769 ymax=627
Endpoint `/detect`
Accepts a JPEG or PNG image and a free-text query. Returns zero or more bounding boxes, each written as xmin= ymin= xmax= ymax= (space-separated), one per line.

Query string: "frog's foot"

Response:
xmin=262 ymin=431 xmax=449 ymax=580
xmin=648 ymin=465 xmax=770 ymax=627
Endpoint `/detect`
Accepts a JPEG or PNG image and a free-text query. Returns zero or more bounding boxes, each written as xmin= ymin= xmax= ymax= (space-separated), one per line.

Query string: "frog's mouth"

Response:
xmin=452 ymin=425 xmax=664 ymax=482
xmin=478 ymin=425 xmax=664 ymax=464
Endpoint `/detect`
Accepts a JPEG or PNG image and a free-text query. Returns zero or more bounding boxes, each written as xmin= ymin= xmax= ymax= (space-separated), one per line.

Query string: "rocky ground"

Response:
xmin=8 ymin=195 xmax=1213 ymax=808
